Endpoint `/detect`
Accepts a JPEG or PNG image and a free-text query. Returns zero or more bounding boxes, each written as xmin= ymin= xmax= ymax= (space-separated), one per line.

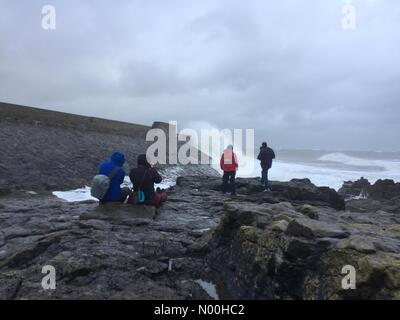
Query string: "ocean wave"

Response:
xmin=318 ymin=152 xmax=377 ymax=167
xmin=270 ymin=153 xmax=400 ymax=190
xmin=318 ymin=152 xmax=400 ymax=172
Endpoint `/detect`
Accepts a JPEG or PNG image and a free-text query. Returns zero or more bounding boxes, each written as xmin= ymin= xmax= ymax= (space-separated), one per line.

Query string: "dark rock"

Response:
xmin=336 ymin=236 xmax=376 ymax=254
xmin=176 ymin=280 xmax=213 ymax=300
xmin=338 ymin=177 xmax=370 ymax=199
xmin=78 ymin=219 xmax=112 ymax=231
xmin=286 ymin=218 xmax=349 ymax=239
xmin=1 ymin=173 xmax=400 ymax=300
xmin=368 ymin=179 xmax=400 ymax=200
xmin=189 ymin=230 xmax=215 ymax=254
xmin=0 ymin=272 xmax=23 ymax=300
xmin=177 ymin=176 xmax=346 ymax=211
xmin=203 ymin=181 xmax=400 ymax=300
xmin=80 ymin=204 xmax=157 ymax=225
xmin=346 ymin=198 xmax=400 ymax=214
xmin=0 ymin=179 xmax=10 ymax=196
xmin=270 ymin=179 xmax=345 ymax=210
xmin=339 ymin=178 xmax=400 ymax=202
xmin=269 ymin=220 xmax=289 ymax=232
xmin=300 ymin=204 xmax=319 ymax=220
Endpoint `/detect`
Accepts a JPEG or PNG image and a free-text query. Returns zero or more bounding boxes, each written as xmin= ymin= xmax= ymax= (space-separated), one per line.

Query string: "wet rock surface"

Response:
xmin=339 ymin=177 xmax=400 ymax=201
xmin=1 ymin=176 xmax=400 ymax=300
xmin=339 ymin=177 xmax=371 ymax=199
xmin=201 ymin=177 xmax=400 ymax=300
xmin=0 ymin=185 xmax=220 ymax=300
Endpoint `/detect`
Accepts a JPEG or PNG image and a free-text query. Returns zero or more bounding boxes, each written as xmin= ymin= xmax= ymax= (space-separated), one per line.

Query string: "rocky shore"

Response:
xmin=1 ymin=176 xmax=400 ymax=300
xmin=205 ymin=177 xmax=400 ymax=299
xmin=1 ymin=103 xmax=400 ymax=300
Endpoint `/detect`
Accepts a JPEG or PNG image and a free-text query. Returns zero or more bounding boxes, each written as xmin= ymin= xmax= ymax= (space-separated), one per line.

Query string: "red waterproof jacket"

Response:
xmin=220 ymin=150 xmax=238 ymax=172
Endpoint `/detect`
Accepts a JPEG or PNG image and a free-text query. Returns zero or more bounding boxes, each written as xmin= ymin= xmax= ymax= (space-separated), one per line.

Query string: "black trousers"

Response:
xmin=222 ymin=171 xmax=236 ymax=194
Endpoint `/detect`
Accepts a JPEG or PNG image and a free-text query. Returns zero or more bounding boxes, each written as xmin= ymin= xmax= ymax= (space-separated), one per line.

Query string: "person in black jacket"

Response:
xmin=129 ymin=154 xmax=167 ymax=207
xmin=257 ymin=142 xmax=275 ymax=191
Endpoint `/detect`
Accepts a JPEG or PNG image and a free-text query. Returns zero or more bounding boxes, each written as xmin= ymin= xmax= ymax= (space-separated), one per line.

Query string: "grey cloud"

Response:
xmin=0 ymin=0 xmax=399 ymax=151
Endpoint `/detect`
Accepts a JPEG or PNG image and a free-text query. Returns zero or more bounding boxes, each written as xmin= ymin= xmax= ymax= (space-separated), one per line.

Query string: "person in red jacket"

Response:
xmin=220 ymin=144 xmax=238 ymax=195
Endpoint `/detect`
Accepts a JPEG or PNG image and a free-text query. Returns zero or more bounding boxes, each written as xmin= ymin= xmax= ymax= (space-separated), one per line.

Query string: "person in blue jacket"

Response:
xmin=99 ymin=151 xmax=130 ymax=203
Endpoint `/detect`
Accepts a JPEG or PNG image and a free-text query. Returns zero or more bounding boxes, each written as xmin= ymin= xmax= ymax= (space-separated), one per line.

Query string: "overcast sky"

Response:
xmin=0 ymin=0 xmax=399 ymax=151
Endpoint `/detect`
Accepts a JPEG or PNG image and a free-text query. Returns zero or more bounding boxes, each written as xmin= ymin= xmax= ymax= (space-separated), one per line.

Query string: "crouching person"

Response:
xmin=129 ymin=154 xmax=167 ymax=207
xmin=92 ymin=151 xmax=130 ymax=204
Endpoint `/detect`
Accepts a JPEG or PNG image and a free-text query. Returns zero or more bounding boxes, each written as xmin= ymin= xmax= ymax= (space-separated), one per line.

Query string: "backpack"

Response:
xmin=127 ymin=169 xmax=148 ymax=205
xmin=90 ymin=166 xmax=121 ymax=200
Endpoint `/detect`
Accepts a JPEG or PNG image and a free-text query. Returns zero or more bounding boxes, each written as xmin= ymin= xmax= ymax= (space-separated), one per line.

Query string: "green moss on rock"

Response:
xmin=270 ymin=220 xmax=289 ymax=232
xmin=337 ymin=236 xmax=376 ymax=254
xmin=238 ymin=226 xmax=258 ymax=242
xmin=301 ymin=204 xmax=319 ymax=220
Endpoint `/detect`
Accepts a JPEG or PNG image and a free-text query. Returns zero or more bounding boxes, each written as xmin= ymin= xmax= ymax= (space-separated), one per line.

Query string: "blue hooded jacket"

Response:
xmin=99 ymin=151 xmax=126 ymax=202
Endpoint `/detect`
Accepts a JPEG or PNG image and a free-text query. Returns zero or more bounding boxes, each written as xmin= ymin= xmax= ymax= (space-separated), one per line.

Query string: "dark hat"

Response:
xmin=137 ymin=154 xmax=151 ymax=167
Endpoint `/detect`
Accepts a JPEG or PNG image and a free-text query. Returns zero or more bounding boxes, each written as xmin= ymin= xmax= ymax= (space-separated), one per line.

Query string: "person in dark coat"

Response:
xmin=99 ymin=151 xmax=130 ymax=203
xmin=129 ymin=154 xmax=167 ymax=207
xmin=257 ymin=142 xmax=275 ymax=191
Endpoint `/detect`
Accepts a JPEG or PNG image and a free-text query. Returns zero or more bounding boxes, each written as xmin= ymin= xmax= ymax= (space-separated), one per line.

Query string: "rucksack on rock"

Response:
xmin=91 ymin=166 xmax=121 ymax=200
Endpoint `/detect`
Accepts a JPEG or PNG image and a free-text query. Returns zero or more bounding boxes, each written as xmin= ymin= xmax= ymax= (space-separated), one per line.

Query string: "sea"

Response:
xmin=53 ymin=149 xmax=400 ymax=202
xmin=235 ymin=149 xmax=400 ymax=191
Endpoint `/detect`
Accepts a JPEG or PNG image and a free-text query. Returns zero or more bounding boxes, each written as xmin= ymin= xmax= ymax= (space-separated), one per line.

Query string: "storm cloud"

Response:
xmin=0 ymin=0 xmax=399 ymax=151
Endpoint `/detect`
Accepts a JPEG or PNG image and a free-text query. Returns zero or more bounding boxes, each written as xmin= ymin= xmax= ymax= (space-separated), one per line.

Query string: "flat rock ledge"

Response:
xmin=1 ymin=176 xmax=400 ymax=300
